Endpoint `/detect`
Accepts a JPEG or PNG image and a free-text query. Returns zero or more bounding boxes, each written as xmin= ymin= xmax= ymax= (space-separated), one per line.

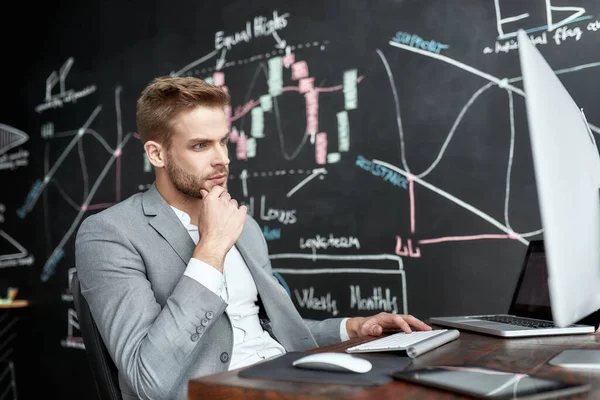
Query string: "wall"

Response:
xmin=2 ymin=0 xmax=600 ymax=397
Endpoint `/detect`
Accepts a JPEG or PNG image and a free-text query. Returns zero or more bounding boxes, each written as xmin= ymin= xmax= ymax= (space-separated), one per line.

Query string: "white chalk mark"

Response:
xmin=171 ymin=49 xmax=219 ymax=77
xmin=388 ymin=41 xmax=525 ymax=96
xmin=376 ymin=49 xmax=409 ymax=173
xmin=373 ymin=159 xmax=529 ymax=246
xmin=286 ymin=168 xmax=327 ymax=198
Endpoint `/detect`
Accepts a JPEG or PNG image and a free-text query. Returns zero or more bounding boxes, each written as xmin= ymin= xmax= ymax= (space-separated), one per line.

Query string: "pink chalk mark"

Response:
xmin=231 ymin=99 xmax=260 ymax=122
xmin=418 ymin=234 xmax=518 ymax=245
xmin=221 ymin=85 xmax=229 ymax=93
xmin=283 ymin=53 xmax=295 ymax=68
xmin=282 ymin=86 xmax=300 ymax=92
xmin=224 ymin=105 xmax=232 ymax=131
xmin=315 ymin=84 xmax=342 ymax=93
xmin=299 ymin=77 xmax=315 ymax=94
xmin=305 ymin=91 xmax=319 ymax=134
xmin=115 ymin=154 xmax=121 ymax=202
xmin=315 ymin=132 xmax=327 ymax=165
xmin=395 ymin=236 xmax=421 ymax=258
xmin=213 ymin=72 xmax=225 ymax=86
xmin=236 ymin=135 xmax=248 ymax=160
xmin=291 ymin=61 xmax=309 ymax=80
xmin=86 ymin=203 xmax=114 ymax=211
xmin=133 ymin=132 xmax=140 ymax=139
xmin=314 ymin=75 xmax=364 ymax=93
xmin=230 ymin=127 xmax=240 ymax=143
xmin=408 ymin=174 xmax=415 ymax=234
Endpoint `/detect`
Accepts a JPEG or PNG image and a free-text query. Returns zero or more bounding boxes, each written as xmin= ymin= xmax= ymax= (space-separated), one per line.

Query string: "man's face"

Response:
xmin=164 ymin=106 xmax=230 ymax=198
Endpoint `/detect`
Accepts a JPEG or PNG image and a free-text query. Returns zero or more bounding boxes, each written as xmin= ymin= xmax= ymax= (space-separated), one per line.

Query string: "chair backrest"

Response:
xmin=71 ymin=271 xmax=123 ymax=400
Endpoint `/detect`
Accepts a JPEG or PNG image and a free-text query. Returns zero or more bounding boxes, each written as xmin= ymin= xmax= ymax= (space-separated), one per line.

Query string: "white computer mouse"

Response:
xmin=292 ymin=352 xmax=373 ymax=373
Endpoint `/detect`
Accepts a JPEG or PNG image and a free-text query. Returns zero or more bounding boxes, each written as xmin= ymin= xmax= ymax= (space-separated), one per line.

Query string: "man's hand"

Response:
xmin=345 ymin=312 xmax=432 ymax=338
xmin=193 ymin=186 xmax=247 ymax=271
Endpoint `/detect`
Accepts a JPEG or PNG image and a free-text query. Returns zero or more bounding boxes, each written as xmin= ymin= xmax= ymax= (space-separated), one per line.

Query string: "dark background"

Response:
xmin=2 ymin=0 xmax=600 ymax=398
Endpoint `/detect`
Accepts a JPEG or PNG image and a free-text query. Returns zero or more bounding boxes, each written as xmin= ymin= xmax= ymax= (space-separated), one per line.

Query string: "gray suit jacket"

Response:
xmin=75 ymin=183 xmax=343 ymax=400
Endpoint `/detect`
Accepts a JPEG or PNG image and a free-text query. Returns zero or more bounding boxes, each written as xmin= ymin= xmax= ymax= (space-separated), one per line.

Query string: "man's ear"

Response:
xmin=144 ymin=141 xmax=166 ymax=168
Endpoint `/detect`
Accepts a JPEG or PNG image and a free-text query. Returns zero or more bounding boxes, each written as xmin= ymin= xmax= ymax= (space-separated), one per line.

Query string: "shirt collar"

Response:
xmin=170 ymin=205 xmax=195 ymax=230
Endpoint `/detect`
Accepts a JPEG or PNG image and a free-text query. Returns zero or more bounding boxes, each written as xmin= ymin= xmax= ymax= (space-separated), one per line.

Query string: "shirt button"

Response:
xmin=220 ymin=352 xmax=229 ymax=363
xmin=191 ymin=333 xmax=199 ymax=342
xmin=206 ymin=311 xmax=214 ymax=319
xmin=201 ymin=318 xmax=209 ymax=326
xmin=196 ymin=326 xmax=204 ymax=334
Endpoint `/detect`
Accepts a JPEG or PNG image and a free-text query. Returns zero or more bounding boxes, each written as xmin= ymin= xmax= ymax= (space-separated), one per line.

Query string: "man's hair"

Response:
xmin=136 ymin=76 xmax=230 ymax=148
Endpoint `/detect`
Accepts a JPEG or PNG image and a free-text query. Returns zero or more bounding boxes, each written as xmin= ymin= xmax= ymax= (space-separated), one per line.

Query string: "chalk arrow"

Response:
xmin=170 ymin=49 xmax=219 ymax=77
xmin=286 ymin=168 xmax=327 ymax=198
xmin=216 ymin=48 xmax=227 ymax=71
xmin=273 ymin=31 xmax=287 ymax=49
xmin=240 ymin=169 xmax=249 ymax=197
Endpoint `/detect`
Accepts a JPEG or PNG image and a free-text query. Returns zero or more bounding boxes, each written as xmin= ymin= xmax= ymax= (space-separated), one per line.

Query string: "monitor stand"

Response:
xmin=549 ymin=349 xmax=600 ymax=370
xmin=549 ymin=308 xmax=600 ymax=369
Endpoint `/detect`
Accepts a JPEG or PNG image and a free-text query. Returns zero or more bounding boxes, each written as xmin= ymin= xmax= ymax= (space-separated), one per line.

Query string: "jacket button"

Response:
xmin=191 ymin=333 xmax=199 ymax=342
xmin=201 ymin=318 xmax=209 ymax=326
xmin=220 ymin=352 xmax=229 ymax=363
xmin=196 ymin=326 xmax=204 ymax=334
xmin=206 ymin=311 xmax=214 ymax=319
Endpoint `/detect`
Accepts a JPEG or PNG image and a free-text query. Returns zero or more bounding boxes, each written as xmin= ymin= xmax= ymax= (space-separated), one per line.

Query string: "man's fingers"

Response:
xmin=200 ymin=189 xmax=209 ymax=198
xmin=402 ymin=315 xmax=432 ymax=331
xmin=210 ymin=185 xmax=226 ymax=197
xmin=220 ymin=191 xmax=232 ymax=202
xmin=361 ymin=313 xmax=431 ymax=336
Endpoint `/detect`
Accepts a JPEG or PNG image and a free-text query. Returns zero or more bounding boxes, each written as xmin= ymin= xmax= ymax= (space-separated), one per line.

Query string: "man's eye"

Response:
xmin=220 ymin=138 xmax=229 ymax=145
xmin=194 ymin=143 xmax=205 ymax=149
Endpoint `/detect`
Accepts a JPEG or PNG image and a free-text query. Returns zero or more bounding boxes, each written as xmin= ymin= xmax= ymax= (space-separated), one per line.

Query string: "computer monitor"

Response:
xmin=517 ymin=29 xmax=600 ymax=329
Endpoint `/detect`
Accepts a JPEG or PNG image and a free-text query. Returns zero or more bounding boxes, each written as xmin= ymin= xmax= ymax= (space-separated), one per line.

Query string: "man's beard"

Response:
xmin=165 ymin=157 xmax=227 ymax=199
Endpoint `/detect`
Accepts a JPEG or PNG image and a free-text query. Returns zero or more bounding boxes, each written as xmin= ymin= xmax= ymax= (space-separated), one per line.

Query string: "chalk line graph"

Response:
xmin=19 ymin=86 xmax=134 ymax=281
xmin=372 ymin=38 xmax=600 ymax=255
xmin=172 ymin=39 xmax=362 ymax=199
xmin=0 ymin=124 xmax=28 ymax=156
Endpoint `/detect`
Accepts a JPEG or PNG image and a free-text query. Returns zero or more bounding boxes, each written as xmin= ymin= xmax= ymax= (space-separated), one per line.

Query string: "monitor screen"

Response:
xmin=511 ymin=241 xmax=553 ymax=320
xmin=517 ymin=29 xmax=600 ymax=328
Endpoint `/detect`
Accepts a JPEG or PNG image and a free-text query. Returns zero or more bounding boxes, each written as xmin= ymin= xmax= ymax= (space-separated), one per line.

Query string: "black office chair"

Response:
xmin=71 ymin=271 xmax=123 ymax=400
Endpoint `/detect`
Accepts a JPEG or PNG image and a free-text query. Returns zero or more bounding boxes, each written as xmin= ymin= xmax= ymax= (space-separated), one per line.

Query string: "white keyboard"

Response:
xmin=346 ymin=329 xmax=448 ymax=353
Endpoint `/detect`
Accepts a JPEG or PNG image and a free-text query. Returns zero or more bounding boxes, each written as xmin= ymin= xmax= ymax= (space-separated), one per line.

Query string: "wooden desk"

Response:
xmin=189 ymin=328 xmax=600 ymax=399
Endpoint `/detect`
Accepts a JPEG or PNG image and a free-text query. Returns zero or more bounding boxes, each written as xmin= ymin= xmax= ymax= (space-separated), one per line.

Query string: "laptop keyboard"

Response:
xmin=477 ymin=315 xmax=557 ymax=329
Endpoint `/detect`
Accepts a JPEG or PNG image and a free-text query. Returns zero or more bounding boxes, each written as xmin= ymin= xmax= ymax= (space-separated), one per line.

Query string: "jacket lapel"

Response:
xmin=235 ymin=221 xmax=316 ymax=351
xmin=142 ymin=183 xmax=195 ymax=265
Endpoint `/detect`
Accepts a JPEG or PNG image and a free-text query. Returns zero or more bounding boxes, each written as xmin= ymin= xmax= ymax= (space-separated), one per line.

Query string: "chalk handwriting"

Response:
xmin=262 ymin=225 xmax=281 ymax=241
xmin=349 ymin=285 xmax=398 ymax=314
xmin=356 ymin=155 xmax=409 ymax=189
xmin=391 ymin=32 xmax=449 ymax=54
xmin=260 ymin=195 xmax=297 ymax=224
xmin=0 ymin=149 xmax=29 ymax=171
xmin=494 ymin=0 xmax=586 ymax=38
xmin=553 ymin=25 xmax=583 ymax=44
xmin=215 ymin=11 xmax=289 ymax=51
xmin=589 ymin=20 xmax=600 ymax=31
xmin=294 ymin=287 xmax=339 ymax=316
xmin=395 ymin=236 xmax=421 ymax=258
xmin=299 ymin=234 xmax=360 ymax=252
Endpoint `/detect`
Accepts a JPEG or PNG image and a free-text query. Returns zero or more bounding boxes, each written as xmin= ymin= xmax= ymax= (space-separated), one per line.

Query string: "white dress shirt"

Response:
xmin=170 ymin=206 xmax=350 ymax=370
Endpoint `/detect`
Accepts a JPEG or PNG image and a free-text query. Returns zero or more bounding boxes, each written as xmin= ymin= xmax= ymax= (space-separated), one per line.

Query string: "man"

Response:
xmin=75 ymin=76 xmax=431 ymax=400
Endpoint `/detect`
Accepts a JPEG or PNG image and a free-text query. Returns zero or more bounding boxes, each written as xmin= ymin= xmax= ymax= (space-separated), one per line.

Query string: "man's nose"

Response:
xmin=212 ymin=144 xmax=230 ymax=167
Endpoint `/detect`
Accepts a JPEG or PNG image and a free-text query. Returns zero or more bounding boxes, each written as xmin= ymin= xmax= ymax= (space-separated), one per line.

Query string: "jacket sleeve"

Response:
xmin=75 ymin=214 xmax=228 ymax=400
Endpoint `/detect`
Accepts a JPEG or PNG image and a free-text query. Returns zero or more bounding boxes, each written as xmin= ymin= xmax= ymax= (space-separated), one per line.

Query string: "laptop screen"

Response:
xmin=509 ymin=240 xmax=553 ymax=320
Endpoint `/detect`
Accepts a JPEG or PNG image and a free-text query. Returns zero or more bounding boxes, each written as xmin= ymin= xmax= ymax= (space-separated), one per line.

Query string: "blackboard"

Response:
xmin=2 ymin=0 xmax=600 ymax=398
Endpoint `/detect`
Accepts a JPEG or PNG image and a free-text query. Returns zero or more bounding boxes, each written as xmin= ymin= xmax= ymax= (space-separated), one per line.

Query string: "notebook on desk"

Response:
xmin=429 ymin=240 xmax=595 ymax=337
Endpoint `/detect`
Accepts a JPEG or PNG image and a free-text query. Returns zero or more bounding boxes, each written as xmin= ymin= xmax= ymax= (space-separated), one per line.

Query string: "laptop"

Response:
xmin=429 ymin=240 xmax=596 ymax=337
